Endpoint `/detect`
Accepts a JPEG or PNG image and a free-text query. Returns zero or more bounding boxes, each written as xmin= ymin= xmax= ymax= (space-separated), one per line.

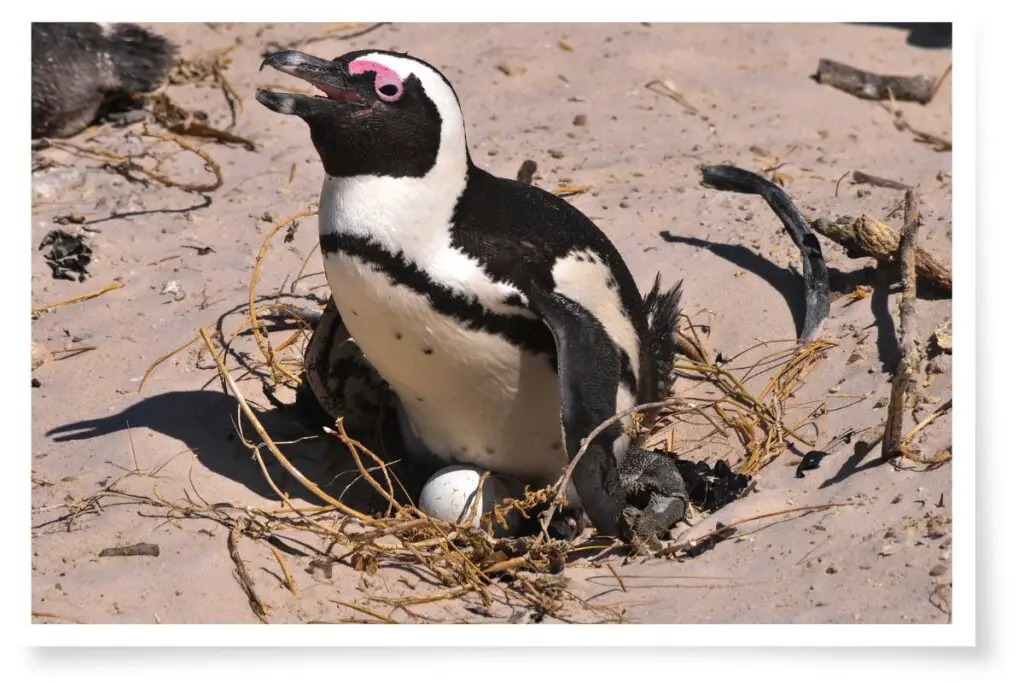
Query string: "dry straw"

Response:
xmin=98 ymin=208 xmax=866 ymax=623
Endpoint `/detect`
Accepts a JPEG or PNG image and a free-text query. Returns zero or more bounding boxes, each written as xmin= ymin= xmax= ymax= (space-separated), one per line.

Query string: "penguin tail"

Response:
xmin=643 ymin=274 xmax=684 ymax=400
xmin=106 ymin=24 xmax=177 ymax=95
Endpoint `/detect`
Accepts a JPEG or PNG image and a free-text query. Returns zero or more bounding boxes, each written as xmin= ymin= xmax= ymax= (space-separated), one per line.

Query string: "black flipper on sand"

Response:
xmin=699 ymin=164 xmax=831 ymax=340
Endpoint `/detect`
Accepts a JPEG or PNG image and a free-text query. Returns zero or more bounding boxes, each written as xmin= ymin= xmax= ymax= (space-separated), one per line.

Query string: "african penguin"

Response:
xmin=256 ymin=49 xmax=690 ymax=544
xmin=32 ymin=22 xmax=176 ymax=139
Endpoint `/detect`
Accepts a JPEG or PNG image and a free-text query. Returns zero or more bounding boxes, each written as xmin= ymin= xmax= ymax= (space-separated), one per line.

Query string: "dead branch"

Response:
xmin=850 ymin=171 xmax=912 ymax=191
xmin=882 ymin=190 xmax=923 ymax=460
xmin=810 ymin=214 xmax=951 ymax=295
xmin=812 ymin=59 xmax=939 ymax=104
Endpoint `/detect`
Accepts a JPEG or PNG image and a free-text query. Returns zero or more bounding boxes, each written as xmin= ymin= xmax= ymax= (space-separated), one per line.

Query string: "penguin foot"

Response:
xmin=546 ymin=508 xmax=585 ymax=542
xmin=619 ymin=447 xmax=691 ymax=548
xmin=515 ymin=506 xmax=584 ymax=542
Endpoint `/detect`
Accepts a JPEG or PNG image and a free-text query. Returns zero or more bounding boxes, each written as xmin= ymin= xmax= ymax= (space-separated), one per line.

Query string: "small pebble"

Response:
xmin=929 ymin=563 xmax=949 ymax=577
xmin=32 ymin=342 xmax=52 ymax=370
xmin=572 ymin=114 xmax=588 ymax=126
xmin=548 ymin=149 xmax=565 ymax=159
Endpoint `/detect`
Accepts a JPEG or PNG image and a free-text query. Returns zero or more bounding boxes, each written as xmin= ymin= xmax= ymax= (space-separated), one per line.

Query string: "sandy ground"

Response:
xmin=30 ymin=22 xmax=953 ymax=624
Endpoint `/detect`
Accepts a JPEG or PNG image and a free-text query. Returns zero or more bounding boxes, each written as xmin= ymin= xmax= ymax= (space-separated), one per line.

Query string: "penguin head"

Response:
xmin=257 ymin=49 xmax=466 ymax=179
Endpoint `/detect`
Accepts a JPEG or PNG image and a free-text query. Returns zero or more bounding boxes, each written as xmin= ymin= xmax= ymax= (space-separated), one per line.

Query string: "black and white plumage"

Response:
xmin=32 ymin=22 xmax=175 ymax=139
xmin=257 ymin=49 xmax=689 ymax=543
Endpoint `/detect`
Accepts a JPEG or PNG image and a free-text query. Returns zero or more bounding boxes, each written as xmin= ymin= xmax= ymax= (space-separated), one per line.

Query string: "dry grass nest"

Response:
xmin=63 ymin=209 xmax=863 ymax=625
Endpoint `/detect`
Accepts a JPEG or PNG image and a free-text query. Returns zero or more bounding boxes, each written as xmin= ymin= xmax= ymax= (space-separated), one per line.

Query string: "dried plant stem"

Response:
xmin=329 ymin=599 xmax=398 ymax=624
xmin=138 ymin=332 xmax=200 ymax=392
xmin=228 ymin=518 xmax=270 ymax=623
xmin=903 ymin=398 xmax=952 ymax=445
xmin=290 ymin=243 xmax=322 ymax=293
xmin=269 ymin=546 xmax=300 ymax=596
xmin=32 ymin=281 xmax=124 ymax=314
xmin=139 ymin=126 xmax=224 ymax=192
xmin=882 ymin=190 xmax=923 ymax=460
xmin=199 ymin=326 xmax=373 ymax=521
xmin=248 ymin=208 xmax=318 ymax=386
xmin=330 ymin=419 xmax=403 ymax=516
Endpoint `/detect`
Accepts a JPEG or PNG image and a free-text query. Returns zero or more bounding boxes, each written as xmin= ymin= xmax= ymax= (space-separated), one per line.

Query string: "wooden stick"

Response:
xmin=882 ymin=190 xmax=923 ymax=460
xmin=32 ymin=281 xmax=124 ymax=314
xmin=850 ymin=171 xmax=912 ymax=191
xmin=812 ymin=59 xmax=938 ymax=104
xmin=810 ymin=214 xmax=951 ymax=295
xmin=228 ymin=518 xmax=270 ymax=623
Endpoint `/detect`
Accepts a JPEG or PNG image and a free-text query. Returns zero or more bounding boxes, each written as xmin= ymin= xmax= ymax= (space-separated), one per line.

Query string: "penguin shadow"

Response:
xmin=659 ymin=231 xmax=807 ymax=335
xmin=44 ymin=390 xmax=415 ymax=515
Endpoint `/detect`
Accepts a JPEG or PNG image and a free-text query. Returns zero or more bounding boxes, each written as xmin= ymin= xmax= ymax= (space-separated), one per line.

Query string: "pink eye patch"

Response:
xmin=349 ymin=58 xmax=404 ymax=102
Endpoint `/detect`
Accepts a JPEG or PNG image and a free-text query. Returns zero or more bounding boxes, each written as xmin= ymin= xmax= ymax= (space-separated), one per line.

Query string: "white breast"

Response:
xmin=319 ymin=174 xmax=567 ymax=483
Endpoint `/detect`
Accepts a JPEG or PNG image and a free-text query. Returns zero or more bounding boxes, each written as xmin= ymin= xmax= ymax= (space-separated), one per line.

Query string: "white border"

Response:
xmin=11 ymin=0 xmax=991 ymax=671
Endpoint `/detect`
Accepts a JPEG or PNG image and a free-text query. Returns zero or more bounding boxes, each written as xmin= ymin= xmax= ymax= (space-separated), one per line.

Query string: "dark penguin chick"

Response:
xmin=32 ymin=23 xmax=176 ymax=139
xmin=257 ymin=49 xmax=690 ymax=545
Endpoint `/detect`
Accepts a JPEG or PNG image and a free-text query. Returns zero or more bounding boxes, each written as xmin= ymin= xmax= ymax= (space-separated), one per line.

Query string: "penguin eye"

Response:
xmin=375 ymin=75 xmax=403 ymax=102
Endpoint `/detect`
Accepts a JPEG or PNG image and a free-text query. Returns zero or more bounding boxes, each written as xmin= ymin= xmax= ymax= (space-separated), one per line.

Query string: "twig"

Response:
xmin=32 ymin=282 xmax=124 ymax=314
xmin=882 ymin=190 xmax=923 ymax=460
xmin=50 ymin=345 xmax=98 ymax=359
xmin=138 ymin=333 xmax=200 ymax=392
xmin=249 ymin=208 xmax=319 ymax=386
xmin=851 ymin=171 xmax=912 ymax=191
xmin=49 ymin=125 xmax=223 ymax=193
xmin=834 ymin=170 xmax=850 ymax=197
xmin=881 ymin=100 xmax=952 ymax=152
xmin=810 ymin=214 xmax=951 ymax=295
xmin=228 ymin=518 xmax=270 ymax=623
xmin=269 ymin=545 xmax=300 ymax=596
xmin=644 ymin=80 xmax=699 ymax=114
xmin=99 ymin=542 xmax=160 ymax=557
xmin=198 ymin=327 xmax=373 ymax=521
xmin=903 ymin=398 xmax=952 ymax=445
xmin=555 ymin=185 xmax=592 ymax=198
xmin=290 ymin=244 xmax=322 ymax=294
xmin=812 ymin=59 xmax=940 ymax=104
xmin=329 ymin=599 xmax=398 ymax=624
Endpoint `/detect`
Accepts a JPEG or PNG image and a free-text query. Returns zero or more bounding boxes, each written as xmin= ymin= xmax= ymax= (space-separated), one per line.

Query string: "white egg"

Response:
xmin=418 ymin=465 xmax=524 ymax=536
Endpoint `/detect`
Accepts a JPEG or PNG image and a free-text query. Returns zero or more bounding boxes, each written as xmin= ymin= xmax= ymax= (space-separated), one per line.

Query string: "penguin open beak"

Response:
xmin=256 ymin=50 xmax=364 ymax=118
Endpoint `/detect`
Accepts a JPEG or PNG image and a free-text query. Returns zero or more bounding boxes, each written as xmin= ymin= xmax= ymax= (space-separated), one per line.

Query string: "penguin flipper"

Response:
xmin=525 ymin=284 xmax=629 ymax=539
